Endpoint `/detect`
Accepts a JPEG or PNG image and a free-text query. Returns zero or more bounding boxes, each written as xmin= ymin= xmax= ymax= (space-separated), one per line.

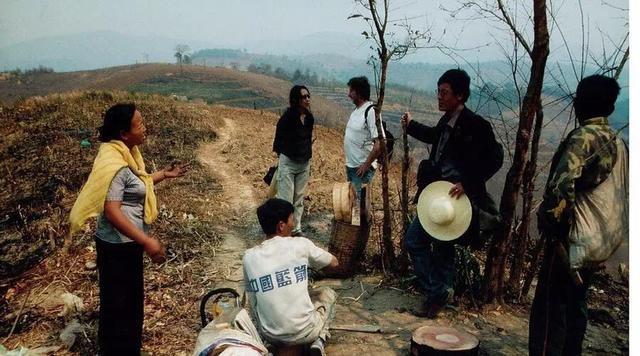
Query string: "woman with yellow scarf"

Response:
xmin=69 ymin=103 xmax=188 ymax=355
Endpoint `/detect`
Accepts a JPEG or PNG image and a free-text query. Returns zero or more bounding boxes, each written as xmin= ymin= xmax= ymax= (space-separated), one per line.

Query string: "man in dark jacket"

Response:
xmin=401 ymin=69 xmax=503 ymax=318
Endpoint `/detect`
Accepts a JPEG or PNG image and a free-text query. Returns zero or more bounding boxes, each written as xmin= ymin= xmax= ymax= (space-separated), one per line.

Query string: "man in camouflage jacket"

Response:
xmin=529 ymin=75 xmax=622 ymax=356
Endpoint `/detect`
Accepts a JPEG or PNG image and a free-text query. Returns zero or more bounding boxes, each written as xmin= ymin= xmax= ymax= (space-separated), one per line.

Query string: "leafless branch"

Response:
xmin=601 ymin=1 xmax=628 ymax=13
xmin=496 ymin=0 xmax=532 ymax=56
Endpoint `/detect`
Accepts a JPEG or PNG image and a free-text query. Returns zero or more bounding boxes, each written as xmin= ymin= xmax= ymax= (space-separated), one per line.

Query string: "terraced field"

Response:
xmin=127 ymin=74 xmax=282 ymax=110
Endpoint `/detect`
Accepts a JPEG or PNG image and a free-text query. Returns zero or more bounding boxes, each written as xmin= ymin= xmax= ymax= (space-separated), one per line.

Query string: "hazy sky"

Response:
xmin=0 ymin=0 xmax=629 ymax=63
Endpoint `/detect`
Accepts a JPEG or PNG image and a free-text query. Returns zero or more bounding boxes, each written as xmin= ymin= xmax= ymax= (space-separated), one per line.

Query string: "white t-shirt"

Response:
xmin=344 ymin=101 xmax=379 ymax=168
xmin=242 ymin=236 xmax=334 ymax=342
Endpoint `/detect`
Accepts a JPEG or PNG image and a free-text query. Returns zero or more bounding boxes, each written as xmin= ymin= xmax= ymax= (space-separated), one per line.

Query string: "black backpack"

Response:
xmin=364 ymin=104 xmax=395 ymax=160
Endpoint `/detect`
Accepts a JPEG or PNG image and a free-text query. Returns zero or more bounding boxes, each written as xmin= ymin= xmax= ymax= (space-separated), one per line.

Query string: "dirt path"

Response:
xmin=197 ymin=117 xmax=257 ymax=291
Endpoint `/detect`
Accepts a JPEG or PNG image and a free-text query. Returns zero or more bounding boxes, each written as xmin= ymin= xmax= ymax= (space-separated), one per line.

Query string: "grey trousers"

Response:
xmin=276 ymin=154 xmax=310 ymax=232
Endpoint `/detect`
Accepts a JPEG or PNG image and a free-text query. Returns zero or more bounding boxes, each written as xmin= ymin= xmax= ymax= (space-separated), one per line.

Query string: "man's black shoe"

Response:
xmin=426 ymin=301 xmax=446 ymax=319
xmin=411 ymin=301 xmax=432 ymax=318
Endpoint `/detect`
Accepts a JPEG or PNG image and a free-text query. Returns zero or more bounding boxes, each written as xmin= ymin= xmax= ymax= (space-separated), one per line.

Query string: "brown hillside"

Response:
xmin=0 ymin=63 xmax=350 ymax=128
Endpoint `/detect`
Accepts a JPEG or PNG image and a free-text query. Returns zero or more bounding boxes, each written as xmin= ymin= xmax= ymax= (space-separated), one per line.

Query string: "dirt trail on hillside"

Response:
xmin=197 ymin=117 xmax=257 ymax=291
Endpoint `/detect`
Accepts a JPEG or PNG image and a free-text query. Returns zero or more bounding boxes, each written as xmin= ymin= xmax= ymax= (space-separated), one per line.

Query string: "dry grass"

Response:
xmin=0 ymin=90 xmax=231 ymax=353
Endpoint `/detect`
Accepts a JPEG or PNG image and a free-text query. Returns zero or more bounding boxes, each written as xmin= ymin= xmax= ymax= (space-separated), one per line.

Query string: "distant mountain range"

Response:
xmin=0 ymin=31 xmax=220 ymax=72
xmin=0 ymin=30 xmax=627 ymax=135
xmin=0 ymin=30 xmax=371 ymax=73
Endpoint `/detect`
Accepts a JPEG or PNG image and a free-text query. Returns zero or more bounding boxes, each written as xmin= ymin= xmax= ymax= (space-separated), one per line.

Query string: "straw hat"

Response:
xmin=417 ymin=181 xmax=472 ymax=241
xmin=332 ymin=182 xmax=355 ymax=223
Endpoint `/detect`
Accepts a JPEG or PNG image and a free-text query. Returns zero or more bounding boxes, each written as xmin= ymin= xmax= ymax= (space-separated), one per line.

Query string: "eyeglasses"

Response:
xmin=301 ymin=94 xmax=311 ymax=99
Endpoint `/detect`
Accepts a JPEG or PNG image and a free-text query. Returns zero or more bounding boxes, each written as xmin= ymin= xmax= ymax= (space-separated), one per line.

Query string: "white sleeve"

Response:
xmin=303 ymin=238 xmax=334 ymax=269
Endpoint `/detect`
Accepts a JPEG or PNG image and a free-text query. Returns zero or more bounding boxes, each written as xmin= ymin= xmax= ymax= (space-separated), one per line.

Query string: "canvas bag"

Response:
xmin=568 ymin=137 xmax=628 ymax=269
xmin=193 ymin=308 xmax=268 ymax=356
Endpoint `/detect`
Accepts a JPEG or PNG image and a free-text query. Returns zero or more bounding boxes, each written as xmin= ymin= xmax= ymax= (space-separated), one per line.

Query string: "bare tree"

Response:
xmin=349 ymin=0 xmax=432 ymax=272
xmin=445 ymin=0 xmax=628 ymax=304
xmin=174 ymin=44 xmax=191 ymax=74
xmin=513 ymin=3 xmax=629 ymax=301
xmin=447 ymin=0 xmax=551 ymax=304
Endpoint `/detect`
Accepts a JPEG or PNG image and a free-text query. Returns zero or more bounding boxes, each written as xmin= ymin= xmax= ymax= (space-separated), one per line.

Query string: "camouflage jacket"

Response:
xmin=537 ymin=117 xmax=618 ymax=239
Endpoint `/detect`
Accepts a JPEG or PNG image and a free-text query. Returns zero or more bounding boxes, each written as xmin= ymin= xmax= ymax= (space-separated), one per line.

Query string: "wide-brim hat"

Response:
xmin=332 ymin=182 xmax=355 ymax=223
xmin=417 ymin=181 xmax=472 ymax=241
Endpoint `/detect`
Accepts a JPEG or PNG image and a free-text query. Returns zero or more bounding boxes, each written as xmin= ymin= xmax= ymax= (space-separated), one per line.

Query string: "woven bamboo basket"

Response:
xmin=328 ymin=220 xmax=361 ymax=277
xmin=327 ymin=185 xmax=372 ymax=277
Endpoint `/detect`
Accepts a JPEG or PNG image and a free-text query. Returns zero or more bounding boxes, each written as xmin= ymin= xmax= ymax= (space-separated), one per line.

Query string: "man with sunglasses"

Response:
xmin=401 ymin=69 xmax=503 ymax=318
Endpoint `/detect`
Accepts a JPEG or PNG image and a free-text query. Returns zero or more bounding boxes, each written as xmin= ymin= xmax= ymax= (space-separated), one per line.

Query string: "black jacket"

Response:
xmin=407 ymin=107 xmax=503 ymax=205
xmin=272 ymin=108 xmax=314 ymax=162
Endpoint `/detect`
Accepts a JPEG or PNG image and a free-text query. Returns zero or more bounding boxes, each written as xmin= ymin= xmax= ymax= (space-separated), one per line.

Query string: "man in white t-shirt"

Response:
xmin=344 ymin=76 xmax=382 ymax=197
xmin=243 ymin=198 xmax=339 ymax=356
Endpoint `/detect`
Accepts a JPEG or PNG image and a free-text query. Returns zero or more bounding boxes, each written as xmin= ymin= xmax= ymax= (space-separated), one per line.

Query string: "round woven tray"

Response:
xmin=332 ymin=182 xmax=355 ymax=223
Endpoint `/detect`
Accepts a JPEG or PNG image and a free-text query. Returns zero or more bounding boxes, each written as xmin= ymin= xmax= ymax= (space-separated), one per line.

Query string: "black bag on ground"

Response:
xmin=263 ymin=165 xmax=277 ymax=185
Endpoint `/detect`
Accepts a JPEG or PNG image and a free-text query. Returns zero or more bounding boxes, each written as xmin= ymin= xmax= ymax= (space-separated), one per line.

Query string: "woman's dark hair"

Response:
xmin=347 ymin=76 xmax=371 ymax=101
xmin=289 ymin=85 xmax=310 ymax=109
xmin=574 ymin=75 xmax=620 ymax=120
xmin=257 ymin=198 xmax=294 ymax=235
xmin=438 ymin=69 xmax=471 ymax=103
xmin=98 ymin=103 xmax=137 ymax=142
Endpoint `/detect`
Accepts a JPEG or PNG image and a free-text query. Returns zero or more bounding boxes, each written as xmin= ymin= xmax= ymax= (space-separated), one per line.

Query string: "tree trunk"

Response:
xmin=521 ymin=235 xmax=545 ymax=299
xmin=506 ymin=104 xmax=544 ymax=300
xmin=482 ymin=0 xmax=549 ymax=304
xmin=375 ymin=55 xmax=396 ymax=272
xmin=399 ymin=126 xmax=410 ymax=272
xmin=364 ymin=0 xmax=396 ymax=272
xmin=506 ymin=217 xmax=527 ymax=299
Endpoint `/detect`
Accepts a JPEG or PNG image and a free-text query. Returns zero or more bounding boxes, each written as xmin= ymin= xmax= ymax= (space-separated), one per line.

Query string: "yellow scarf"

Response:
xmin=69 ymin=140 xmax=158 ymax=235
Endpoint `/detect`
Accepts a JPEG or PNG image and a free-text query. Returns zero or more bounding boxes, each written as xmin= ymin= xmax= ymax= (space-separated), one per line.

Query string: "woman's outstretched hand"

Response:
xmin=162 ymin=162 xmax=190 ymax=179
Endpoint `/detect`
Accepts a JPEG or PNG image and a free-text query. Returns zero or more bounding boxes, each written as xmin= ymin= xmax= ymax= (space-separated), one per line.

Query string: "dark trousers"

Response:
xmin=529 ymin=242 xmax=594 ymax=356
xmin=404 ymin=219 xmax=455 ymax=304
xmin=96 ymin=238 xmax=144 ymax=356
